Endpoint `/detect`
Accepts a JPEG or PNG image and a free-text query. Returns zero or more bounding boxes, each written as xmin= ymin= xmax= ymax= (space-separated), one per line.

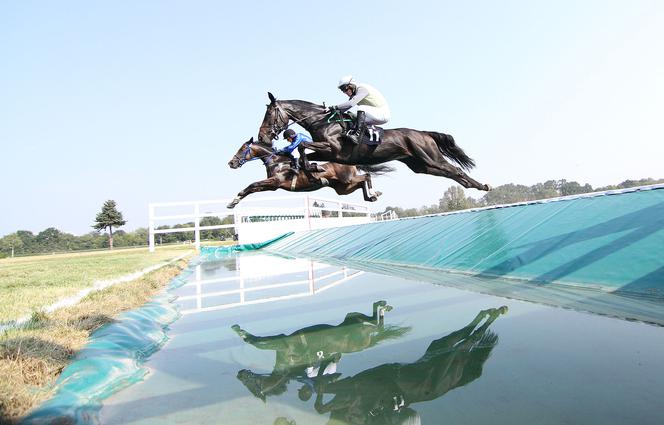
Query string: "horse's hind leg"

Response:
xmin=362 ymin=173 xmax=382 ymax=200
xmin=353 ymin=174 xmax=380 ymax=202
xmin=372 ymin=300 xmax=393 ymax=326
xmin=331 ymin=178 xmax=381 ymax=202
xmin=401 ymin=158 xmax=491 ymax=191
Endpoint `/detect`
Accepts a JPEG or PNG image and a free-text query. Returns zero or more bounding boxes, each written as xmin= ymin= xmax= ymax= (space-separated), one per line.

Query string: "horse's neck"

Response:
xmin=283 ymin=102 xmax=324 ymax=133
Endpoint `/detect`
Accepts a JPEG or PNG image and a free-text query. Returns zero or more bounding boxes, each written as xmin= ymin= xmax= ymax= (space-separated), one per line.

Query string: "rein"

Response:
xmin=234 ymin=144 xmax=277 ymax=166
xmin=269 ymin=103 xmax=326 ymax=140
xmin=326 ymin=109 xmax=354 ymax=132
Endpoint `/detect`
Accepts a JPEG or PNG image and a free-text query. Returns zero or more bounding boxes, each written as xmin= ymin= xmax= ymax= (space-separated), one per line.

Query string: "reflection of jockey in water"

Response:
xmin=314 ymin=306 xmax=508 ymax=425
xmin=231 ymin=301 xmax=410 ymax=402
xmin=327 ymin=75 xmax=391 ymax=145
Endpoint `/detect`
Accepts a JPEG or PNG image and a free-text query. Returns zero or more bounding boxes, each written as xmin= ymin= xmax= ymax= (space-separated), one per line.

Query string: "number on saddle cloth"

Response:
xmin=364 ymin=126 xmax=384 ymax=146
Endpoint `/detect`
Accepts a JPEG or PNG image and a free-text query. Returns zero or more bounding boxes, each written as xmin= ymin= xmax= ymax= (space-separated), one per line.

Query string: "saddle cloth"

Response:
xmin=363 ymin=126 xmax=384 ymax=145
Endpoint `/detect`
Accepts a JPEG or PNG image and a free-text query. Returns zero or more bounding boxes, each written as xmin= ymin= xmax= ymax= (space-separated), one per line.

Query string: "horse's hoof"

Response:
xmin=375 ymin=191 xmax=382 ymax=197
xmin=369 ymin=197 xmax=378 ymax=202
xmin=484 ymin=184 xmax=492 ymax=191
xmin=227 ymin=203 xmax=236 ymax=209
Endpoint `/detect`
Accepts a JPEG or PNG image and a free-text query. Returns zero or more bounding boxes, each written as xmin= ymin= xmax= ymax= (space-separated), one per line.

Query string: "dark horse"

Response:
xmin=312 ymin=306 xmax=508 ymax=424
xmin=258 ymin=92 xmax=491 ymax=191
xmin=231 ymin=300 xmax=410 ymax=401
xmin=227 ymin=137 xmax=392 ymax=208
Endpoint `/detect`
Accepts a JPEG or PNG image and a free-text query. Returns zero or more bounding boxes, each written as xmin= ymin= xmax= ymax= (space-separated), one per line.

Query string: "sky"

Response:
xmin=1 ymin=1 xmax=663 ymax=236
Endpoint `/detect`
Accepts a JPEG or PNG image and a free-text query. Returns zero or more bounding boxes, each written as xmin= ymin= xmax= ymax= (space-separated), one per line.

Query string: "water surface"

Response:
xmin=100 ymin=252 xmax=664 ymax=425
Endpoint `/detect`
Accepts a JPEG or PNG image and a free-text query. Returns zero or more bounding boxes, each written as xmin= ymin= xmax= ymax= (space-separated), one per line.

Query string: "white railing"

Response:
xmin=375 ymin=209 xmax=399 ymax=221
xmin=148 ymin=199 xmax=236 ymax=252
xmin=148 ymin=194 xmax=372 ymax=252
xmin=177 ymin=259 xmax=363 ymax=315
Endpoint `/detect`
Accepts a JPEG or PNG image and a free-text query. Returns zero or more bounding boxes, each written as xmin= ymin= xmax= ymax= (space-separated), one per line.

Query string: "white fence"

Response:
xmin=148 ymin=194 xmax=375 ymax=252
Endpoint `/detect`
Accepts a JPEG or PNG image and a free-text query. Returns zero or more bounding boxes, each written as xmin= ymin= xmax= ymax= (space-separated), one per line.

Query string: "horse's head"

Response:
xmin=228 ymin=137 xmax=273 ymax=169
xmin=258 ymin=92 xmax=290 ymax=145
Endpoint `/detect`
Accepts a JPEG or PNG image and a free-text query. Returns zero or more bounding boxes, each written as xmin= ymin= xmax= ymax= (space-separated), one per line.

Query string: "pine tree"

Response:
xmin=92 ymin=200 xmax=127 ymax=249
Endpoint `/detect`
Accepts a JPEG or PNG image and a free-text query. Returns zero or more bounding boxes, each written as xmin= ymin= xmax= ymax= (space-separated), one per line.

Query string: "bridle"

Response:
xmin=267 ymin=102 xmax=290 ymax=141
xmin=232 ymin=141 xmax=277 ymax=167
xmin=267 ymin=101 xmax=327 ymax=141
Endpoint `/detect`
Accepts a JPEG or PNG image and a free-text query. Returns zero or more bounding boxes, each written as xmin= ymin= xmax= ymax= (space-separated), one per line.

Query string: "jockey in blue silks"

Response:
xmin=277 ymin=129 xmax=312 ymax=174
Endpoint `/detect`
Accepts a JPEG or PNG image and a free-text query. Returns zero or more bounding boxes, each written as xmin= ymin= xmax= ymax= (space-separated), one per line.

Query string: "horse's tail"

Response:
xmin=428 ymin=132 xmax=476 ymax=171
xmin=357 ymin=164 xmax=396 ymax=176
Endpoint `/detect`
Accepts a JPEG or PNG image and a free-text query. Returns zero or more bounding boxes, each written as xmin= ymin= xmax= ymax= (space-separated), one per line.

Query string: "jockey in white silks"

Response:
xmin=327 ymin=75 xmax=391 ymax=144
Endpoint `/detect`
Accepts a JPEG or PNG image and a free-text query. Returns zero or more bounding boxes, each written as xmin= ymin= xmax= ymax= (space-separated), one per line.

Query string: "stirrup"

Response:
xmin=346 ymin=131 xmax=360 ymax=145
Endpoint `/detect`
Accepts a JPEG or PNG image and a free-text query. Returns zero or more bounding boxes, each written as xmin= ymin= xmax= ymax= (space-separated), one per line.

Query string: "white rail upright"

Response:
xmin=148 ymin=199 xmax=236 ymax=252
xmin=148 ymin=194 xmax=374 ymax=252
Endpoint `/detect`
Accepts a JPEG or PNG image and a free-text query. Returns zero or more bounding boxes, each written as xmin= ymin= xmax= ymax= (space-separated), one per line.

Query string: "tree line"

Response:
xmin=378 ymin=177 xmax=664 ymax=218
xmin=1 ymin=177 xmax=661 ymax=258
xmin=0 ymin=217 xmax=234 ymax=258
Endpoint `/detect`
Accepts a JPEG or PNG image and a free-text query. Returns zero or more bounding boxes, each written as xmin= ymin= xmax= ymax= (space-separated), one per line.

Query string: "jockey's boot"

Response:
xmin=346 ymin=110 xmax=366 ymax=145
xmin=289 ymin=158 xmax=300 ymax=176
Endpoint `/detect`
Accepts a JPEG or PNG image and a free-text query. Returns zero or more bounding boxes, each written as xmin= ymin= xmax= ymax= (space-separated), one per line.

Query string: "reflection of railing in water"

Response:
xmin=177 ymin=263 xmax=363 ymax=315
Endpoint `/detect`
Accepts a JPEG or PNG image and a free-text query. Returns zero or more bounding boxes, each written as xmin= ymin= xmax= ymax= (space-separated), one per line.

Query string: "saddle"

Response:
xmin=334 ymin=110 xmax=384 ymax=145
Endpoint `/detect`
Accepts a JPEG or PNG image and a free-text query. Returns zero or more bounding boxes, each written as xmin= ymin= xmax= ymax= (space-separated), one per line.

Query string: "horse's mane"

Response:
xmin=280 ymin=99 xmax=325 ymax=111
xmin=254 ymin=141 xmax=274 ymax=150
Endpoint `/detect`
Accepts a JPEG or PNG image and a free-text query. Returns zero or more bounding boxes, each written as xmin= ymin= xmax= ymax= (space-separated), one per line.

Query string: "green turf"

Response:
xmin=0 ymin=246 xmax=194 ymax=322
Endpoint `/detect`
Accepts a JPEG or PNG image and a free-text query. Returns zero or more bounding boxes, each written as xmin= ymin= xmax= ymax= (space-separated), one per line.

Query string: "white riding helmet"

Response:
xmin=337 ymin=75 xmax=354 ymax=88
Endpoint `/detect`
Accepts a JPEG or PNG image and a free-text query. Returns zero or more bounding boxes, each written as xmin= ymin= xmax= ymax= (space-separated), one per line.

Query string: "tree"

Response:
xmin=15 ymin=230 xmax=36 ymax=253
xmin=530 ymin=180 xmax=559 ymax=199
xmin=0 ymin=233 xmax=23 ymax=257
xmin=439 ymin=186 xmax=472 ymax=212
xmin=558 ymin=179 xmax=592 ymax=196
xmin=92 ymin=200 xmax=126 ymax=249
xmin=35 ymin=227 xmax=70 ymax=252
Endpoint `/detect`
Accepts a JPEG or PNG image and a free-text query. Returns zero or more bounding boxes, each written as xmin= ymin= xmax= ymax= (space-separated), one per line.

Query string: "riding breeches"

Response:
xmin=350 ymin=105 xmax=391 ymax=126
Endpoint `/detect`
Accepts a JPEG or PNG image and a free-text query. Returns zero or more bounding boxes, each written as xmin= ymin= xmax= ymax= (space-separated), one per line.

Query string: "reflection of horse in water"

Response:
xmin=231 ymin=301 xmax=410 ymax=401
xmin=314 ymin=306 xmax=508 ymax=425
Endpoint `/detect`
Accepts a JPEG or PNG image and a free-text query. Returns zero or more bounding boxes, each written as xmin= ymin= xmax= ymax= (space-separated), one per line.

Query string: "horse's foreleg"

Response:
xmin=231 ymin=325 xmax=291 ymax=350
xmin=227 ymin=178 xmax=282 ymax=208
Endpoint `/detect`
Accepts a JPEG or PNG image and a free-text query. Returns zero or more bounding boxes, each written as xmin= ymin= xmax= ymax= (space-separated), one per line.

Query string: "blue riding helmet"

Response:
xmin=283 ymin=129 xmax=296 ymax=140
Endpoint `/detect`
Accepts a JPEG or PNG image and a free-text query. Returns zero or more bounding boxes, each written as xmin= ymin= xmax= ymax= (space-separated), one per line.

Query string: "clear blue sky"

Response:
xmin=2 ymin=1 xmax=663 ymax=236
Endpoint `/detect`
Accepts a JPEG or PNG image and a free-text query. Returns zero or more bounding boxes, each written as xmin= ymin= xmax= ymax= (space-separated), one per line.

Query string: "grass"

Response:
xmin=0 ymin=256 xmax=191 ymax=424
xmin=0 ymin=245 xmax=194 ymax=322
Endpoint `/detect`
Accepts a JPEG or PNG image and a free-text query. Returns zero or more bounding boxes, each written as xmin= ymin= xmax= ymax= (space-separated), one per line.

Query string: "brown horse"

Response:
xmin=257 ymin=93 xmax=491 ymax=191
xmin=227 ymin=137 xmax=392 ymax=209
xmin=231 ymin=300 xmax=410 ymax=401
